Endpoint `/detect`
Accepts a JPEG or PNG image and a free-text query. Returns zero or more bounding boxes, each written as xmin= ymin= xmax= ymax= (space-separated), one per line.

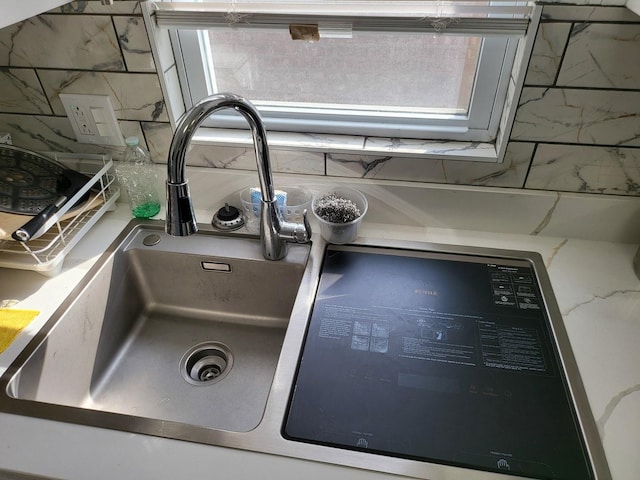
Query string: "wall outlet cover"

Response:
xmin=60 ymin=93 xmax=125 ymax=147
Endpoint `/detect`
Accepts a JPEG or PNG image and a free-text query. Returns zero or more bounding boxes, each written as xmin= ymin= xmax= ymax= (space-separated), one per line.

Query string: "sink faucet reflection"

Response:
xmin=166 ymin=93 xmax=311 ymax=260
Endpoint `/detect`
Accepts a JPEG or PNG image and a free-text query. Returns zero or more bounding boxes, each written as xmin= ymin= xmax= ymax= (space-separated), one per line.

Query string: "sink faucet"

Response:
xmin=165 ymin=93 xmax=311 ymax=260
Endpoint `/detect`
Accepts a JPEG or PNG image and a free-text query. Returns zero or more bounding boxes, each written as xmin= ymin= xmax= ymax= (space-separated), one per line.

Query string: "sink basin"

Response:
xmin=1 ymin=220 xmax=311 ymax=433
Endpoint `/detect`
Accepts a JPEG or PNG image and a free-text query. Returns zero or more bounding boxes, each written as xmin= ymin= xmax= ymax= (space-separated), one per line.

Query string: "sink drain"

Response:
xmin=180 ymin=342 xmax=233 ymax=386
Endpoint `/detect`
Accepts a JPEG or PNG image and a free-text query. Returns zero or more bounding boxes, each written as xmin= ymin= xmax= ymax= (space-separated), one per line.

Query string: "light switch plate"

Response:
xmin=60 ymin=93 xmax=125 ymax=147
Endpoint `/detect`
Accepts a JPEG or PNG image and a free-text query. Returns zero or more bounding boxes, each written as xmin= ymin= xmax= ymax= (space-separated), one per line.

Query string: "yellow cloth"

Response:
xmin=0 ymin=308 xmax=40 ymax=354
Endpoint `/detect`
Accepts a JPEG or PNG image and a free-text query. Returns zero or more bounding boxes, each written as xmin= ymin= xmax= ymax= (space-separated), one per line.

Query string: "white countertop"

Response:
xmin=0 ymin=167 xmax=639 ymax=480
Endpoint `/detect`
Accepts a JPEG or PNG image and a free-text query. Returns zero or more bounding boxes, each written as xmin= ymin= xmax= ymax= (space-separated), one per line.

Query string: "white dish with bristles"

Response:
xmin=312 ymin=187 xmax=368 ymax=244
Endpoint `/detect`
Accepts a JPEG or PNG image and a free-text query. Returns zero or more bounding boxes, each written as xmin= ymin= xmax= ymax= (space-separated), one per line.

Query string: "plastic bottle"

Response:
xmin=118 ymin=136 xmax=161 ymax=218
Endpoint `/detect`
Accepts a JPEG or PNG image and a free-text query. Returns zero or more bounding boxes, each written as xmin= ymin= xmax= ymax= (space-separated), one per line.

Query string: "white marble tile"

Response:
xmin=444 ymin=141 xmax=533 ymax=188
xmin=113 ymin=16 xmax=156 ymax=72
xmin=546 ymin=239 xmax=639 ymax=315
xmin=541 ymin=5 xmax=639 ymax=21
xmin=600 ymin=382 xmax=640 ymax=480
xmin=0 ymin=68 xmax=51 ymax=114
xmin=356 ymin=183 xmax=564 ymax=233
xmin=546 ymin=239 xmax=640 ymax=480
xmin=0 ymin=113 xmax=77 ymax=152
xmin=0 ymin=113 xmax=141 ymax=159
xmin=275 ymin=131 xmax=366 ymax=152
xmin=530 ymin=191 xmax=640 ymax=242
xmin=142 ymin=121 xmax=172 ymax=163
xmin=54 ymin=1 xmax=142 ymax=15
xmin=186 ymin=144 xmax=263 ymax=170
xmin=327 ymin=143 xmax=530 ymax=187
xmin=511 ymin=87 xmax=640 ymax=146
xmin=525 ymin=23 xmax=572 ymax=86
xmin=185 ymin=143 xmax=324 ymax=175
xmin=326 ymin=153 xmax=446 ymax=183
xmin=269 ymin=149 xmax=325 ymax=175
xmin=526 ymin=144 xmax=640 ymax=195
xmin=557 ymin=23 xmax=640 ymax=89
xmin=364 ymin=137 xmax=497 ymax=161
xmin=38 ymin=70 xmax=168 ymax=122
xmin=0 ymin=15 xmax=124 ymax=71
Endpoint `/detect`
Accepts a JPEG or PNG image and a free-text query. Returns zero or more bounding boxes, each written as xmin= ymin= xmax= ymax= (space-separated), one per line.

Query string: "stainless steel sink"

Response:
xmin=1 ymin=219 xmax=311 ymax=433
xmin=0 ymin=222 xmax=611 ymax=480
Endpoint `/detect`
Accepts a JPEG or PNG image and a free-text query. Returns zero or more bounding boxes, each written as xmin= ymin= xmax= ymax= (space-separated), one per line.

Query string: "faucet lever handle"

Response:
xmin=273 ymin=208 xmax=311 ymax=245
xmin=301 ymin=209 xmax=312 ymax=241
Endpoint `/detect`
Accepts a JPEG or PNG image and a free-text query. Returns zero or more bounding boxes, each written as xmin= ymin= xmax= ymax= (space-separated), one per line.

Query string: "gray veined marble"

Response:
xmin=0 ymin=68 xmax=51 ymax=114
xmin=185 ymin=143 xmax=324 ymax=175
xmin=55 ymin=1 xmax=142 ymax=15
xmin=267 ymin=149 xmax=325 ymax=175
xmin=0 ymin=112 xmax=142 ymax=158
xmin=0 ymin=15 xmax=124 ymax=71
xmin=525 ymin=23 xmax=572 ymax=86
xmin=530 ymin=192 xmax=561 ymax=235
xmin=38 ymin=70 xmax=168 ymax=122
xmin=511 ymin=87 xmax=640 ymax=146
xmin=0 ymin=114 xmax=78 ymax=152
xmin=526 ymin=144 xmax=640 ymax=195
xmin=326 ymin=153 xmax=446 ymax=183
xmin=187 ymin=145 xmax=257 ymax=170
xmin=142 ymin=121 xmax=173 ymax=163
xmin=541 ymin=5 xmax=640 ymax=22
xmin=597 ymin=382 xmax=640 ymax=439
xmin=544 ymin=237 xmax=569 ymax=269
xmin=113 ymin=16 xmax=156 ymax=72
xmin=557 ymin=23 xmax=640 ymax=89
xmin=363 ymin=137 xmax=496 ymax=161
xmin=326 ymin=142 xmax=531 ymax=187
xmin=444 ymin=141 xmax=533 ymax=188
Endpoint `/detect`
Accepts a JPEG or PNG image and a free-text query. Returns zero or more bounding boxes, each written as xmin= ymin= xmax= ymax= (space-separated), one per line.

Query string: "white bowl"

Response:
xmin=312 ymin=187 xmax=368 ymax=244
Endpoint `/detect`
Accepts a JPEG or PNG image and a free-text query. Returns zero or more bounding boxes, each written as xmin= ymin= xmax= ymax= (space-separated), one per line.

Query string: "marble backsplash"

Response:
xmin=0 ymin=1 xmax=639 ymax=197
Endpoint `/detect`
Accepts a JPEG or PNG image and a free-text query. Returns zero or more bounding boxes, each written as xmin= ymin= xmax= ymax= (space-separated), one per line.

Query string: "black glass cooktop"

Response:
xmin=284 ymin=245 xmax=593 ymax=479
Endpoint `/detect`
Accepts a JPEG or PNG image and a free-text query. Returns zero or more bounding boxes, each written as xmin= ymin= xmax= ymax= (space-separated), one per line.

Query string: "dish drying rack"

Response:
xmin=0 ymin=153 xmax=120 ymax=276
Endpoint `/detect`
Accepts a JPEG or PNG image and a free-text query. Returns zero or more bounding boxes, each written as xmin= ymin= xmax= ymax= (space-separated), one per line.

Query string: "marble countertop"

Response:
xmin=0 ymin=167 xmax=639 ymax=480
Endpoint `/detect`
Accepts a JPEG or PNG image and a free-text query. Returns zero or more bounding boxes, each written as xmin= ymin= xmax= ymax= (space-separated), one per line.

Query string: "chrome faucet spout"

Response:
xmin=165 ymin=93 xmax=311 ymax=260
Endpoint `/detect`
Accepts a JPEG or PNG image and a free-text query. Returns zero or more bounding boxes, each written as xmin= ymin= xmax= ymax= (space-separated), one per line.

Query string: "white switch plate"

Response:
xmin=60 ymin=93 xmax=125 ymax=147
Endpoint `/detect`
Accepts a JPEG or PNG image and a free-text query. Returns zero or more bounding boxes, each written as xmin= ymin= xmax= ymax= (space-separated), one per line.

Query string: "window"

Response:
xmin=150 ymin=1 xmax=534 ymax=146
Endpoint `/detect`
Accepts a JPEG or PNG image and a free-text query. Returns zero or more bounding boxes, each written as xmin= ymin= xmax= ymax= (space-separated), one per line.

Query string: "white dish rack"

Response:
xmin=0 ymin=153 xmax=120 ymax=276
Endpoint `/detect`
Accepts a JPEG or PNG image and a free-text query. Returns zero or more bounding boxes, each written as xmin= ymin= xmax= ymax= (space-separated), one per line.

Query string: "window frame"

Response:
xmin=173 ymin=26 xmax=518 ymax=142
xmin=143 ymin=1 xmax=540 ymax=163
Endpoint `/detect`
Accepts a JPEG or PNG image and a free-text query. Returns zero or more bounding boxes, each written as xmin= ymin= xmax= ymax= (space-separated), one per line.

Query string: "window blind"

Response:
xmin=150 ymin=1 xmax=534 ymax=36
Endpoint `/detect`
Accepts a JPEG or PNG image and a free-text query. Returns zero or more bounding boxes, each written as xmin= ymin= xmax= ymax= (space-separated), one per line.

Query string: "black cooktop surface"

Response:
xmin=284 ymin=245 xmax=593 ymax=479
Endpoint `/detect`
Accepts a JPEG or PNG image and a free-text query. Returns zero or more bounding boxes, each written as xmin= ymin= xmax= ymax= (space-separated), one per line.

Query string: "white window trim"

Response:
xmin=176 ymin=31 xmax=518 ymax=142
xmin=143 ymin=2 xmax=542 ymax=163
